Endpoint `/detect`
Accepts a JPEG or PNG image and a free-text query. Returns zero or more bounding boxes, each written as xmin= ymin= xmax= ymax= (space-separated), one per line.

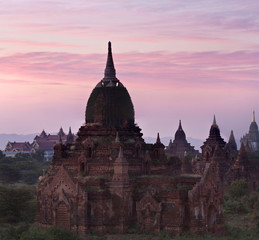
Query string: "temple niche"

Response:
xmin=36 ymin=42 xmax=250 ymax=235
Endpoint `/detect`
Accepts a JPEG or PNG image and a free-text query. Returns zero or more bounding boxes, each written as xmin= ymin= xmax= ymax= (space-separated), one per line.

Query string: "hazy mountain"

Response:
xmin=144 ymin=136 xmax=203 ymax=151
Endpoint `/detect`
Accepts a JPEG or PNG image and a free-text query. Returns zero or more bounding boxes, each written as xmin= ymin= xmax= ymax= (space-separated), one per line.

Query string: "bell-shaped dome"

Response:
xmin=85 ymin=42 xmax=135 ymax=128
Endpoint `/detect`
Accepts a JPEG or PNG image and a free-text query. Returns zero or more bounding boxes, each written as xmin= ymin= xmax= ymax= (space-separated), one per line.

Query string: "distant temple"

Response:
xmin=4 ymin=142 xmax=33 ymax=157
xmin=4 ymin=127 xmax=76 ymax=160
xmin=240 ymin=111 xmax=259 ymax=152
xmin=166 ymin=120 xmax=199 ymax=157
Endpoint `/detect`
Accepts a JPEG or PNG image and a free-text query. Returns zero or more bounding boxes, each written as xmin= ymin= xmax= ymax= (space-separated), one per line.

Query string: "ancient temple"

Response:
xmin=225 ymin=130 xmax=238 ymax=160
xmin=166 ymin=120 xmax=199 ymax=157
xmin=36 ymin=42 xmax=226 ymax=235
xmin=240 ymin=111 xmax=259 ymax=152
xmin=201 ymin=116 xmax=226 ymax=162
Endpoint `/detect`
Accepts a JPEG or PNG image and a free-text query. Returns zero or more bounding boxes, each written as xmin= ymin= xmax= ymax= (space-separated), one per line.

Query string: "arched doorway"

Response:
xmin=56 ymin=202 xmax=70 ymax=230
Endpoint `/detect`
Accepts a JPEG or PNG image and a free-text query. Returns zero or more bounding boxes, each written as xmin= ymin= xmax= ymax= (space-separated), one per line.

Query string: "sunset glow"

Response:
xmin=1 ymin=0 xmax=259 ymax=143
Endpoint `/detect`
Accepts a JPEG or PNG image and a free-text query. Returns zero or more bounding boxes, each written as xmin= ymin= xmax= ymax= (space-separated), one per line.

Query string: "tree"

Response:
xmin=0 ymin=164 xmax=21 ymax=183
xmin=0 ymin=185 xmax=36 ymax=223
xmin=228 ymin=179 xmax=249 ymax=199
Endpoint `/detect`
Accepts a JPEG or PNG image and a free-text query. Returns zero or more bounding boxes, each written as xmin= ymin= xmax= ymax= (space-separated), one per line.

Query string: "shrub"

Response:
xmin=20 ymin=226 xmax=79 ymax=240
xmin=0 ymin=184 xmax=36 ymax=223
xmin=228 ymin=179 xmax=249 ymax=199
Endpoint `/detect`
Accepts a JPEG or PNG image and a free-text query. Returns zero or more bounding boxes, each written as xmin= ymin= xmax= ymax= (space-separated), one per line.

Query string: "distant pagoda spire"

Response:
xmin=58 ymin=127 xmax=65 ymax=137
xmin=179 ymin=120 xmax=183 ymax=130
xmin=156 ymin=132 xmax=161 ymax=144
xmin=40 ymin=129 xmax=47 ymax=138
xmin=213 ymin=115 xmax=218 ymax=127
xmin=66 ymin=127 xmax=74 ymax=144
xmin=228 ymin=130 xmax=237 ymax=150
xmin=103 ymin=41 xmax=117 ymax=82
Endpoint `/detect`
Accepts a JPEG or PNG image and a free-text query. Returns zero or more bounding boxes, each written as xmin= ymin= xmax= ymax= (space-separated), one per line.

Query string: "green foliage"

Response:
xmin=228 ymin=179 xmax=249 ymax=199
xmin=224 ymin=179 xmax=259 ymax=228
xmin=224 ymin=179 xmax=249 ymax=214
xmin=31 ymin=150 xmax=45 ymax=162
xmin=0 ymin=184 xmax=36 ymax=224
xmin=0 ymin=152 xmax=49 ymax=185
xmin=0 ymin=164 xmax=22 ymax=183
xmin=20 ymin=226 xmax=79 ymax=240
xmin=0 ymin=223 xmax=30 ymax=240
xmin=0 ymin=225 xmax=79 ymax=240
xmin=224 ymin=198 xmax=248 ymax=214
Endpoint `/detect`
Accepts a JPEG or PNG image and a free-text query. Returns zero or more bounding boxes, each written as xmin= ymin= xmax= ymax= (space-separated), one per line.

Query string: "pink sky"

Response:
xmin=1 ymin=0 xmax=259 ymax=144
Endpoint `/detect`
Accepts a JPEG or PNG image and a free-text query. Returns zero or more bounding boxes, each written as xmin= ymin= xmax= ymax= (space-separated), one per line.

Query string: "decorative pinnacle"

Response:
xmin=156 ymin=133 xmax=161 ymax=143
xmin=228 ymin=130 xmax=236 ymax=144
xmin=103 ymin=41 xmax=116 ymax=80
xmin=213 ymin=115 xmax=217 ymax=126
xmin=179 ymin=120 xmax=182 ymax=130
xmin=253 ymin=111 xmax=255 ymax=122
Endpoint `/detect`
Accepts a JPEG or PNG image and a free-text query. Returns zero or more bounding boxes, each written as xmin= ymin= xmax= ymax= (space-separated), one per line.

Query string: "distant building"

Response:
xmin=4 ymin=127 xmax=76 ymax=160
xmin=166 ymin=120 xmax=199 ymax=157
xmin=240 ymin=111 xmax=259 ymax=152
xmin=4 ymin=141 xmax=34 ymax=157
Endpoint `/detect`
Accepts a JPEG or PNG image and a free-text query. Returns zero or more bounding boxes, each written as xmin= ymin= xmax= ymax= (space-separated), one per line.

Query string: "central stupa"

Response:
xmin=85 ymin=42 xmax=135 ymax=128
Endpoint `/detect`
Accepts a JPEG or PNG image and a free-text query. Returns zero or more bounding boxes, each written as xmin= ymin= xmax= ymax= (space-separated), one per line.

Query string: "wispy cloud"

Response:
xmin=1 ymin=0 xmax=259 ymax=53
xmin=1 ymin=50 xmax=259 ymax=91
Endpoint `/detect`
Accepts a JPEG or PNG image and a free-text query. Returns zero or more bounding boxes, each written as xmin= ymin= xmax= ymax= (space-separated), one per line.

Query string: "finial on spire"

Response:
xmin=103 ymin=41 xmax=116 ymax=81
xmin=213 ymin=115 xmax=217 ymax=126
xmin=156 ymin=132 xmax=161 ymax=143
xmin=253 ymin=111 xmax=255 ymax=122
xmin=179 ymin=120 xmax=182 ymax=130
xmin=108 ymin=41 xmax=112 ymax=53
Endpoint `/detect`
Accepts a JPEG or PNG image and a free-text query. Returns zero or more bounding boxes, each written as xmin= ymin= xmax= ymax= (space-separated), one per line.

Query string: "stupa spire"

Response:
xmin=156 ymin=132 xmax=161 ymax=144
xmin=179 ymin=120 xmax=182 ymax=130
xmin=213 ymin=115 xmax=217 ymax=127
xmin=103 ymin=41 xmax=116 ymax=81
